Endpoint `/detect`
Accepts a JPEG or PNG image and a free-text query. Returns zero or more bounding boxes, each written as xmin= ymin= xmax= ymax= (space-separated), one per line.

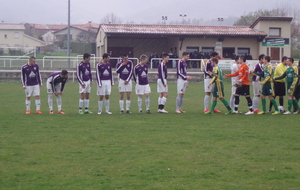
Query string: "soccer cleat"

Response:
xmin=257 ymin=111 xmax=265 ymax=115
xmin=179 ymin=109 xmax=186 ymax=113
xmin=25 ymin=110 xmax=31 ymax=114
xmin=146 ymin=110 xmax=151 ymax=114
xmin=157 ymin=109 xmax=161 ymax=113
xmin=58 ymin=111 xmax=65 ymax=114
xmin=232 ymin=110 xmax=242 ymax=114
xmin=203 ymin=109 xmax=209 ymax=113
xmin=97 ymin=111 xmax=102 ymax=115
xmin=225 ymin=110 xmax=233 ymax=115
xmin=139 ymin=110 xmax=143 ymax=114
xmin=49 ymin=110 xmax=54 ymax=114
xmin=245 ymin=111 xmax=254 ymax=115
xmin=120 ymin=110 xmax=124 ymax=114
xmin=159 ymin=109 xmax=168 ymax=113
xmin=106 ymin=111 xmax=112 ymax=114
xmin=176 ymin=110 xmax=182 ymax=114
xmin=272 ymin=111 xmax=280 ymax=115
xmin=283 ymin=111 xmax=291 ymax=115
xmin=253 ymin=110 xmax=260 ymax=113
xmin=126 ymin=110 xmax=132 ymax=114
xmin=85 ymin=110 xmax=93 ymax=114
xmin=36 ymin=110 xmax=42 ymax=114
xmin=293 ymin=111 xmax=298 ymax=115
xmin=213 ymin=109 xmax=221 ymax=113
xmin=205 ymin=111 xmax=213 ymax=114
xmin=78 ymin=110 xmax=84 ymax=114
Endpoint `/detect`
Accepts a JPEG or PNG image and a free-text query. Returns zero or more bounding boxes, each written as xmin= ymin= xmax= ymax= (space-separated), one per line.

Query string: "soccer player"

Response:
xmin=251 ymin=54 xmax=264 ymax=113
xmin=133 ymin=54 xmax=151 ymax=114
xmin=21 ymin=56 xmax=42 ymax=114
xmin=46 ymin=70 xmax=68 ymax=114
xmin=229 ymin=56 xmax=240 ymax=109
xmin=251 ymin=55 xmax=280 ymax=115
xmin=76 ymin=53 xmax=93 ymax=114
xmin=96 ymin=53 xmax=114 ymax=115
xmin=203 ymin=51 xmax=221 ymax=113
xmin=116 ymin=54 xmax=133 ymax=114
xmin=176 ymin=52 xmax=192 ymax=113
xmin=270 ymin=56 xmax=288 ymax=112
xmin=157 ymin=53 xmax=169 ymax=113
xmin=205 ymin=58 xmax=232 ymax=114
xmin=274 ymin=57 xmax=299 ymax=114
xmin=224 ymin=56 xmax=254 ymax=115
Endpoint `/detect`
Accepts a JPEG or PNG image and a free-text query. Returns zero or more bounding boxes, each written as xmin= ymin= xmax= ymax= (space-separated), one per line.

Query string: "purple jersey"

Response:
xmin=177 ymin=60 xmax=187 ymax=80
xmin=252 ymin=63 xmax=263 ymax=81
xmin=158 ymin=61 xmax=168 ymax=85
xmin=76 ymin=61 xmax=92 ymax=85
xmin=116 ymin=60 xmax=133 ymax=81
xmin=96 ymin=62 xmax=114 ymax=86
xmin=47 ymin=72 xmax=68 ymax=92
xmin=21 ymin=63 xmax=42 ymax=87
xmin=204 ymin=59 xmax=213 ymax=78
xmin=134 ymin=64 xmax=149 ymax=85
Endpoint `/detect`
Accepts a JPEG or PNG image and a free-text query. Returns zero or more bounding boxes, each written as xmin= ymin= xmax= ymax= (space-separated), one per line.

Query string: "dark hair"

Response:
xmin=83 ymin=53 xmax=91 ymax=59
xmin=288 ymin=57 xmax=294 ymax=63
xmin=211 ymin=58 xmax=219 ymax=64
xmin=258 ymin=54 xmax=265 ymax=61
xmin=240 ymin=56 xmax=246 ymax=63
xmin=122 ymin=54 xmax=128 ymax=57
xmin=139 ymin=54 xmax=148 ymax=61
xmin=103 ymin=53 xmax=110 ymax=59
xmin=182 ymin=52 xmax=189 ymax=56
xmin=264 ymin=55 xmax=271 ymax=62
xmin=234 ymin=56 xmax=239 ymax=61
xmin=162 ymin=53 xmax=169 ymax=58
xmin=282 ymin=56 xmax=288 ymax=63
xmin=210 ymin=51 xmax=218 ymax=58
xmin=61 ymin=70 xmax=68 ymax=75
xmin=30 ymin=56 xmax=36 ymax=59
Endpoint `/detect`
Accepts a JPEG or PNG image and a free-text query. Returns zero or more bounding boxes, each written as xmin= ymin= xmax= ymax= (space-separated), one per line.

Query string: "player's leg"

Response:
xmin=126 ymin=92 xmax=131 ymax=113
xmin=259 ymin=95 xmax=267 ymax=114
xmin=204 ymin=79 xmax=211 ymax=112
xmin=98 ymin=95 xmax=104 ymax=114
xmin=25 ymin=96 xmax=31 ymax=114
xmin=78 ymin=83 xmax=85 ymax=114
xmin=161 ymin=92 xmax=168 ymax=113
xmin=269 ymin=95 xmax=279 ymax=114
xmin=84 ymin=92 xmax=92 ymax=114
xmin=138 ymin=94 xmax=143 ymax=113
xmin=48 ymin=93 xmax=53 ymax=113
xmin=119 ymin=92 xmax=125 ymax=113
xmin=105 ymin=82 xmax=112 ymax=114
xmin=33 ymin=85 xmax=42 ymax=114
xmin=285 ymin=95 xmax=293 ymax=114
xmin=158 ymin=93 xmax=163 ymax=111
xmin=145 ymin=93 xmax=151 ymax=113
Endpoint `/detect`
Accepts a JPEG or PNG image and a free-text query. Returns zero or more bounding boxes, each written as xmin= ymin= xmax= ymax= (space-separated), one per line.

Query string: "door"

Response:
xmin=271 ymin=47 xmax=280 ymax=61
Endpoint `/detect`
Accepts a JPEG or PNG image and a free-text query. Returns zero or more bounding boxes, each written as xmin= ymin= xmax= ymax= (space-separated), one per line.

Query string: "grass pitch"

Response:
xmin=1 ymin=81 xmax=300 ymax=190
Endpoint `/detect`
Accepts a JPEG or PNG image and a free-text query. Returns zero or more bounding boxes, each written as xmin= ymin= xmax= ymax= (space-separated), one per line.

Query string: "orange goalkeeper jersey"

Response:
xmin=227 ymin=63 xmax=250 ymax=85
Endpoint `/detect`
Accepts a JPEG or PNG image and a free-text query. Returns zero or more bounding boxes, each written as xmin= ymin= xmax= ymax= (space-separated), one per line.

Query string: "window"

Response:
xmin=237 ymin=48 xmax=250 ymax=56
xmin=269 ymin=28 xmax=281 ymax=37
xmin=4 ymin=34 xmax=7 ymax=39
xmin=202 ymin=47 xmax=214 ymax=53
xmin=186 ymin=47 xmax=199 ymax=53
xmin=14 ymin=32 xmax=19 ymax=38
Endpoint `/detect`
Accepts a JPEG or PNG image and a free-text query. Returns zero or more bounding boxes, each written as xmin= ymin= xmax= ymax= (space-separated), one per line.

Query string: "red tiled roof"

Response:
xmin=100 ymin=24 xmax=267 ymax=36
xmin=250 ymin=16 xmax=293 ymax=28
xmin=0 ymin=23 xmax=25 ymax=30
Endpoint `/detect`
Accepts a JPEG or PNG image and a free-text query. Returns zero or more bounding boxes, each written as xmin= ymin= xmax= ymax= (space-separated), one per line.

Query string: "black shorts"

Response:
xmin=235 ymin=85 xmax=250 ymax=96
xmin=274 ymin=82 xmax=286 ymax=96
xmin=294 ymin=85 xmax=300 ymax=99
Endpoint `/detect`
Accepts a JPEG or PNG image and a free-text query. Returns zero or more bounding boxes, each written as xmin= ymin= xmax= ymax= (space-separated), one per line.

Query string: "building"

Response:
xmin=96 ymin=16 xmax=292 ymax=62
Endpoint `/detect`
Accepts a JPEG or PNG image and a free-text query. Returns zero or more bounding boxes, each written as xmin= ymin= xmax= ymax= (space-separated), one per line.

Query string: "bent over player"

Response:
xmin=21 ymin=56 xmax=42 ymax=114
xmin=47 ymin=70 xmax=68 ymax=114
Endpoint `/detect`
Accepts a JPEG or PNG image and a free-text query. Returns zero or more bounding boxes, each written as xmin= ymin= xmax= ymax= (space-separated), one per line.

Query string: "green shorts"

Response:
xmin=213 ymin=82 xmax=225 ymax=98
xmin=261 ymin=82 xmax=274 ymax=96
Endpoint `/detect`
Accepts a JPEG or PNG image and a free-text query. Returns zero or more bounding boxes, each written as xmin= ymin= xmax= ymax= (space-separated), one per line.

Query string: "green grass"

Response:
xmin=1 ymin=81 xmax=300 ymax=190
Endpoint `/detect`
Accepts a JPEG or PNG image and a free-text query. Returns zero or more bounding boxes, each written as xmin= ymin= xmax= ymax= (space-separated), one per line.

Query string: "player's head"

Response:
xmin=210 ymin=51 xmax=218 ymax=58
xmin=258 ymin=54 xmax=265 ymax=62
xmin=282 ymin=56 xmax=288 ymax=64
xmin=211 ymin=57 xmax=218 ymax=66
xmin=102 ymin=53 xmax=110 ymax=62
xmin=162 ymin=53 xmax=169 ymax=62
xmin=122 ymin=54 xmax=128 ymax=62
xmin=29 ymin=56 xmax=36 ymax=65
xmin=263 ymin=55 xmax=271 ymax=63
xmin=239 ymin=55 xmax=246 ymax=63
xmin=234 ymin=56 xmax=239 ymax=63
xmin=61 ymin=70 xmax=68 ymax=78
xmin=287 ymin=57 xmax=294 ymax=66
xmin=83 ymin=53 xmax=91 ymax=62
xmin=139 ymin=54 xmax=148 ymax=65
xmin=182 ymin=52 xmax=190 ymax=61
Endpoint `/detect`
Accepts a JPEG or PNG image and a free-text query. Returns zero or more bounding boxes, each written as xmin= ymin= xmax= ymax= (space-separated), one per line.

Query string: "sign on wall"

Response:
xmin=262 ymin=38 xmax=289 ymax=47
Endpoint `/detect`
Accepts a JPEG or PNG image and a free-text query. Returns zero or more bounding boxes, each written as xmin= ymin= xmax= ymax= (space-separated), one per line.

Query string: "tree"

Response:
xmin=101 ymin=13 xmax=122 ymax=24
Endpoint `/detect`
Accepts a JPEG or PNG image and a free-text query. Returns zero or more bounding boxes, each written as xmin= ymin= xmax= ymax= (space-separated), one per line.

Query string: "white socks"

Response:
xmin=230 ymin=94 xmax=235 ymax=110
xmin=119 ymin=100 xmax=124 ymax=110
xmin=138 ymin=97 xmax=142 ymax=111
xmin=79 ymin=99 xmax=84 ymax=110
xmin=204 ymin=95 xmax=210 ymax=110
xmin=56 ymin=95 xmax=62 ymax=111
xmin=105 ymin=99 xmax=110 ymax=112
xmin=35 ymin=99 xmax=41 ymax=111
xmin=26 ymin=100 xmax=30 ymax=111
xmin=161 ymin=97 xmax=167 ymax=105
xmin=126 ymin=100 xmax=131 ymax=110
xmin=98 ymin=101 xmax=103 ymax=112
xmin=145 ymin=96 xmax=150 ymax=110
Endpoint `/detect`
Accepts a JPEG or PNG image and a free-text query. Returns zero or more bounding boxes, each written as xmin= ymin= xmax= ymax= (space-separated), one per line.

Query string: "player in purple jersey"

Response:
xmin=46 ymin=70 xmax=68 ymax=114
xmin=134 ymin=54 xmax=151 ymax=113
xmin=21 ymin=56 xmax=42 ymax=114
xmin=157 ymin=53 xmax=169 ymax=113
xmin=251 ymin=54 xmax=264 ymax=113
xmin=116 ymin=54 xmax=134 ymax=114
xmin=176 ymin=52 xmax=192 ymax=113
xmin=77 ymin=53 xmax=93 ymax=114
xmin=96 ymin=53 xmax=114 ymax=114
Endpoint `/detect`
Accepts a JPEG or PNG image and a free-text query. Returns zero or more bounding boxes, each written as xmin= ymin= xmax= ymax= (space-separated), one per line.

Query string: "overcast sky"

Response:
xmin=1 ymin=0 xmax=299 ymax=25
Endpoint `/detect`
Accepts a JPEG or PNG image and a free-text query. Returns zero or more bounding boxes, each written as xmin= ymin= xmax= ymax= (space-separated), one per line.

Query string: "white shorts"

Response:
xmin=97 ymin=80 xmax=111 ymax=95
xmin=47 ymin=79 xmax=61 ymax=94
xmin=204 ymin=78 xmax=214 ymax=92
xmin=231 ymin=85 xmax=237 ymax=95
xmin=118 ymin=79 xmax=132 ymax=92
xmin=135 ymin=84 xmax=151 ymax=95
xmin=157 ymin=79 xmax=168 ymax=93
xmin=79 ymin=80 xmax=91 ymax=94
xmin=177 ymin=78 xmax=188 ymax=94
xmin=25 ymin=85 xmax=40 ymax=97
xmin=252 ymin=81 xmax=261 ymax=96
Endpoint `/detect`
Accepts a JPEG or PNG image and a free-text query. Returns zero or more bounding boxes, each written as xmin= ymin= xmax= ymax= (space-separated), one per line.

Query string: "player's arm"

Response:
xmin=226 ymin=70 xmax=239 ymax=77
xmin=21 ymin=67 xmax=26 ymax=88
xmin=76 ymin=64 xmax=84 ymax=86
xmin=110 ymin=67 xmax=114 ymax=86
xmin=96 ymin=64 xmax=102 ymax=87
xmin=116 ymin=62 xmax=125 ymax=73
xmin=51 ymin=76 xmax=56 ymax=93
xmin=60 ymin=78 xmax=67 ymax=93
xmin=210 ymin=68 xmax=218 ymax=84
xmin=261 ymin=66 xmax=272 ymax=84
xmin=291 ymin=68 xmax=298 ymax=90
xmin=36 ymin=65 xmax=42 ymax=86
xmin=177 ymin=61 xmax=187 ymax=80
xmin=126 ymin=62 xmax=133 ymax=82
xmin=274 ymin=72 xmax=286 ymax=81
